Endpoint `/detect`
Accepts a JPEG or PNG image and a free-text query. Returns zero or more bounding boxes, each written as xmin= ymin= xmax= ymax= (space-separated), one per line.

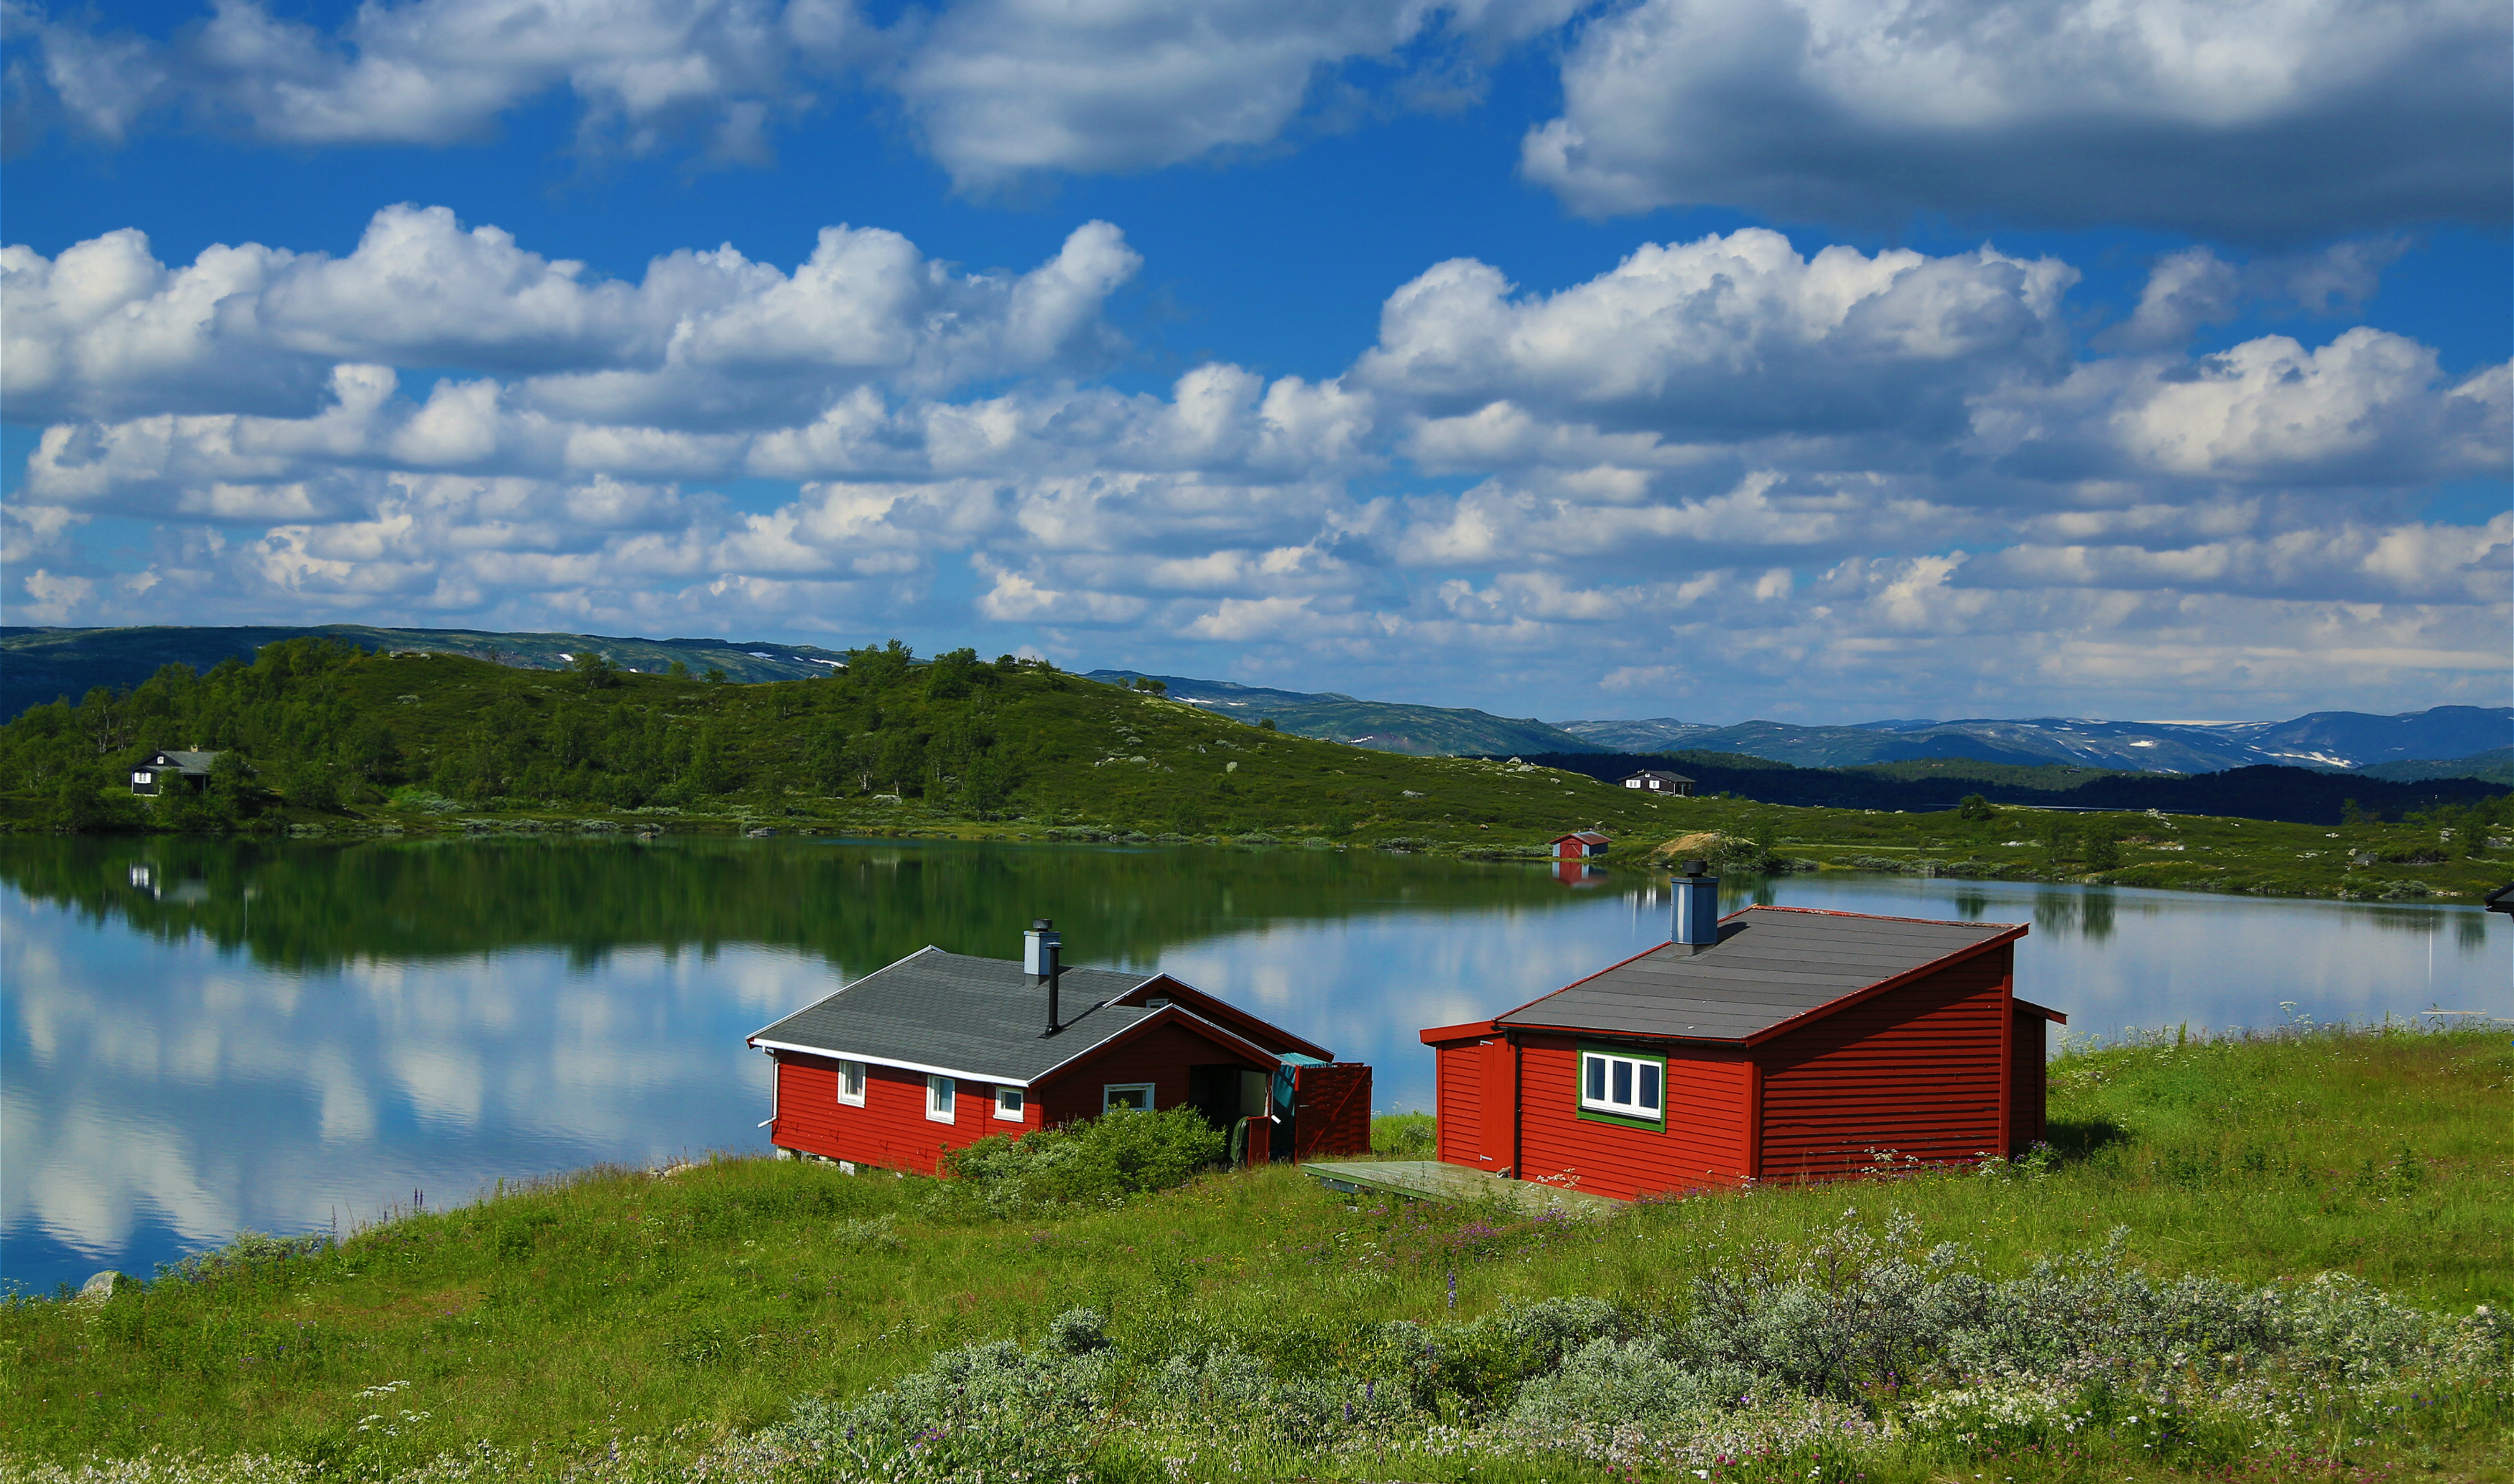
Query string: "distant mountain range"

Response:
xmin=1082 ymin=672 xmax=1591 ymax=758
xmin=7 ymin=627 xmax=2504 ymax=782
xmin=1551 ymin=709 xmax=2514 ymax=774
xmin=1095 ymin=670 xmax=2507 ymax=779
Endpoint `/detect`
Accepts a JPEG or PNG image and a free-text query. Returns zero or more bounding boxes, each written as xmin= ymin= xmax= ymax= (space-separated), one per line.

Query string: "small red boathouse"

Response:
xmin=750 ymin=921 xmax=1370 ymax=1174
xmin=1421 ymin=895 xmax=2063 ymax=1200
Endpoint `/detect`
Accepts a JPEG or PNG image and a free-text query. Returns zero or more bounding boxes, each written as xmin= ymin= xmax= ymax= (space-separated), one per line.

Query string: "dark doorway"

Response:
xmin=1185 ymin=1064 xmax=1246 ymax=1132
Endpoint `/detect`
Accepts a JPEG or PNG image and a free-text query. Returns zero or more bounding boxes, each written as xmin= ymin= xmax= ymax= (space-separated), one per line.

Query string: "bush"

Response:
xmin=1503 ymin=1338 xmax=1752 ymax=1438
xmin=939 ymin=1107 xmax=1225 ymax=1213
xmin=777 ymin=1327 xmax=1115 ymax=1480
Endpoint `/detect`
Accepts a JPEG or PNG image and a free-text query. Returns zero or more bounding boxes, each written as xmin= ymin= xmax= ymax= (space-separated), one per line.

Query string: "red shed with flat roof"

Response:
xmin=1420 ymin=903 xmax=2063 ymax=1200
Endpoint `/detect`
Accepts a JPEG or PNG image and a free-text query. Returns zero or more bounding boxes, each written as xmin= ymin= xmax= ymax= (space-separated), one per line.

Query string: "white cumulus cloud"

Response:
xmin=1523 ymin=0 xmax=2513 ymax=240
xmin=7 ymin=212 xmax=2507 ymax=720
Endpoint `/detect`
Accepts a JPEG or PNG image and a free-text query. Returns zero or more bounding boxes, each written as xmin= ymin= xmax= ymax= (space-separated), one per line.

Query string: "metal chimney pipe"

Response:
xmin=1026 ymin=918 xmax=1064 ymax=1033
xmin=1673 ymin=860 xmax=1720 ymax=949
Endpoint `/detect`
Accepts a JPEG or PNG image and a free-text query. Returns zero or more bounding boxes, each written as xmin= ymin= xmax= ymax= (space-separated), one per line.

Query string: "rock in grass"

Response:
xmin=78 ymin=1270 xmax=131 ymax=1302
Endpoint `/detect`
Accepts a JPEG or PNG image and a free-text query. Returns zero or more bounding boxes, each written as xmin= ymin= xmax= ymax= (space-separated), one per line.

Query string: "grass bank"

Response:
xmin=4 ymin=1024 xmax=2510 ymax=1481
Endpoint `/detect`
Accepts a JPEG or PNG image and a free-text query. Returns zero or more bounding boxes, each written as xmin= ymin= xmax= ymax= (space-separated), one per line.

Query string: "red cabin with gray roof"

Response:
xmin=748 ymin=922 xmax=1370 ymax=1174
xmin=1420 ymin=900 xmax=2064 ymax=1200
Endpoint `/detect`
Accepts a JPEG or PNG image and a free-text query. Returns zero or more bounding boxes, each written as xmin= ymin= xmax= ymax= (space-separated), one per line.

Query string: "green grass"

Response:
xmin=5 ymin=1025 xmax=2510 ymax=1480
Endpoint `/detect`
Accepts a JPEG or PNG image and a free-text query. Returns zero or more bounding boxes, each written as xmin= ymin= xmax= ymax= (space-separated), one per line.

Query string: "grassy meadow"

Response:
xmin=4 ymin=1022 xmax=2510 ymax=1482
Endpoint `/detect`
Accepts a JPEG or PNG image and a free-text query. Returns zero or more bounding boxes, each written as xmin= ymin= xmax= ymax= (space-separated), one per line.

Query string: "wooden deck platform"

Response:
xmin=1299 ymin=1160 xmax=1621 ymax=1216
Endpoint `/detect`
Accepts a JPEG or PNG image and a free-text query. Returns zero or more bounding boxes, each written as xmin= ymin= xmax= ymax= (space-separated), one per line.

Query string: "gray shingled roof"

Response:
xmin=1497 ymin=906 xmax=2023 ymax=1043
xmin=750 ymin=947 xmax=1188 ymax=1083
xmin=147 ymin=751 xmax=221 ymax=774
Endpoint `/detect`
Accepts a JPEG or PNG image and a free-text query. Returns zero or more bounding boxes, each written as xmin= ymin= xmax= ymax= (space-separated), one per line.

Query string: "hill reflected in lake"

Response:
xmin=0 ymin=835 xmax=1602 ymax=978
xmin=2 ymin=837 xmax=2503 ymax=1297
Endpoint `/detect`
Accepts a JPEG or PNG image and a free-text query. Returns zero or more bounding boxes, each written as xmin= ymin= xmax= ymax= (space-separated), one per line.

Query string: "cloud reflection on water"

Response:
xmin=3 ymin=843 xmax=2504 ymax=1296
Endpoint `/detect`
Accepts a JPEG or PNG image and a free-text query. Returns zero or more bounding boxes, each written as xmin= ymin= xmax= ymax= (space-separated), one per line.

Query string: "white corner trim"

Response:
xmin=751 ymin=1038 xmax=1029 ymax=1088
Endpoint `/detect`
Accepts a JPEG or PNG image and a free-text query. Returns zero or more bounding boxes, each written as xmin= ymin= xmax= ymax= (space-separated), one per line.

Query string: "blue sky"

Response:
xmin=3 ymin=0 xmax=2508 ymax=724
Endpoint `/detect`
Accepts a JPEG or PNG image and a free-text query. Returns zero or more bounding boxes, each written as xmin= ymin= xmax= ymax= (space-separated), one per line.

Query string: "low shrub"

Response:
xmin=761 ymin=1213 xmax=2514 ymax=1480
xmin=935 ymin=1107 xmax=1225 ymax=1215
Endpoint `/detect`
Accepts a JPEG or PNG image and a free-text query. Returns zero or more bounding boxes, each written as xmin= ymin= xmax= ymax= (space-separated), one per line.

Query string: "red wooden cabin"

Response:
xmin=1420 ymin=904 xmax=2064 ymax=1200
xmin=1553 ymin=831 xmax=1611 ymax=860
xmin=748 ymin=922 xmax=1370 ymax=1174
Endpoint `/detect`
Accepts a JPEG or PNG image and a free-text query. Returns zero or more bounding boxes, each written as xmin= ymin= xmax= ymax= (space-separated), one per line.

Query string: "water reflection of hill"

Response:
xmin=0 ymin=838 xmax=1593 ymax=978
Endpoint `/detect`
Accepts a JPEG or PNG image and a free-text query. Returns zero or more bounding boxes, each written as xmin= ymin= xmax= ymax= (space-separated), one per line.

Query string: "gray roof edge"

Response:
xmin=749 ymin=1037 xmax=1030 ymax=1085
xmin=1493 ymin=908 xmax=2024 ymax=1037
xmin=745 ymin=942 xmax=945 ymax=1045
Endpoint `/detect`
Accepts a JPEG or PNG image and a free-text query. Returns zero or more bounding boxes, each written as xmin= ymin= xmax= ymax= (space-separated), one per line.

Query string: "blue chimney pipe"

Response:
xmin=1673 ymin=860 xmax=1720 ymax=948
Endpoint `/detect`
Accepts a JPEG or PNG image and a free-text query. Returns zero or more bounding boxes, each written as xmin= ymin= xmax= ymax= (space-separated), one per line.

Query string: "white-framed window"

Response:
xmin=133 ymin=771 xmax=152 ymax=785
xmin=1579 ymin=1048 xmax=1664 ymax=1124
xmin=1102 ymin=1082 xmax=1155 ymax=1113
xmin=835 ymin=1059 xmax=866 ymax=1107
xmin=994 ymin=1086 xmax=1025 ymax=1121
xmin=925 ymin=1075 xmax=957 ymax=1123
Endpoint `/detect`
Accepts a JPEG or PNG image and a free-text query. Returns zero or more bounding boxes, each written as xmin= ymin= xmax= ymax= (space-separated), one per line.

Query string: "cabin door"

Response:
xmin=1478 ymin=1039 xmax=1515 ymax=1169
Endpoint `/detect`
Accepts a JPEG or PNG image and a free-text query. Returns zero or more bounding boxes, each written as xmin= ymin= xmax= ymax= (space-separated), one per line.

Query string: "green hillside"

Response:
xmin=2355 ymin=748 xmax=2514 ymax=786
xmin=0 ymin=623 xmax=850 ymax=721
xmin=1 ymin=636 xmax=2505 ymax=904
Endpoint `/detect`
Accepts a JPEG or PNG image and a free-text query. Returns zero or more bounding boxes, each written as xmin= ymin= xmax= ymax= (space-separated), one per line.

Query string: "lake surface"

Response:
xmin=4 ymin=836 xmax=2505 ymax=1295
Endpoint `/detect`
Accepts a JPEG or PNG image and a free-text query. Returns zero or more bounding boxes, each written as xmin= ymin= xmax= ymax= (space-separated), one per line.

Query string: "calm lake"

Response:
xmin=4 ymin=836 xmax=2506 ymax=1295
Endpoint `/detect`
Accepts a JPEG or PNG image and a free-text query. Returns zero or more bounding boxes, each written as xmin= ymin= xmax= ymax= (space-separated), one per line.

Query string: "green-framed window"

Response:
xmin=1577 ymin=1044 xmax=1665 ymax=1129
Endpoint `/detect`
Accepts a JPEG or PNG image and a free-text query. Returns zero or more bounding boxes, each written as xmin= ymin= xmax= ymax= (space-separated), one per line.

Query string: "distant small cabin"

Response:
xmin=1619 ymin=769 xmax=1694 ymax=797
xmin=1421 ymin=904 xmax=2064 ymax=1200
xmin=748 ymin=924 xmax=1371 ymax=1174
xmin=1552 ymin=831 xmax=1611 ymax=860
xmin=129 ymin=750 xmax=221 ymax=796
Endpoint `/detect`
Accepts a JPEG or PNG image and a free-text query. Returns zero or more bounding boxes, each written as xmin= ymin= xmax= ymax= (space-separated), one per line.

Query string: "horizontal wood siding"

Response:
xmin=1514 ymin=1033 xmax=1752 ymax=1200
xmin=770 ymin=1053 xmax=1038 ymax=1174
xmin=1434 ymin=1042 xmax=1489 ymax=1169
xmin=1755 ymin=946 xmax=2012 ymax=1182
xmin=1034 ymin=1022 xmax=1271 ymax=1128
xmin=2009 ymin=1006 xmax=2047 ymax=1154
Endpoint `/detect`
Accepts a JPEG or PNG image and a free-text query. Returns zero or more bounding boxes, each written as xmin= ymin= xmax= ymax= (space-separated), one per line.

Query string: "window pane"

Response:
xmin=1640 ymin=1063 xmax=1661 ymax=1110
xmin=1585 ymin=1057 xmax=1605 ymax=1101
xmin=1611 ymin=1059 xmax=1631 ymax=1105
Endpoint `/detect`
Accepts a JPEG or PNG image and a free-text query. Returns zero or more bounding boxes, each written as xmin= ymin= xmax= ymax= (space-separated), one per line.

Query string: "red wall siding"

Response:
xmin=769 ymin=1054 xmax=1039 ymax=1174
xmin=1293 ymin=1064 xmax=1372 ymax=1159
xmin=1034 ymin=1021 xmax=1271 ymax=1128
xmin=2008 ymin=1007 xmax=2047 ymax=1154
xmin=1513 ymin=1034 xmax=1753 ymax=1200
xmin=1754 ymin=946 xmax=2012 ymax=1182
xmin=1435 ymin=1042 xmax=1490 ymax=1169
